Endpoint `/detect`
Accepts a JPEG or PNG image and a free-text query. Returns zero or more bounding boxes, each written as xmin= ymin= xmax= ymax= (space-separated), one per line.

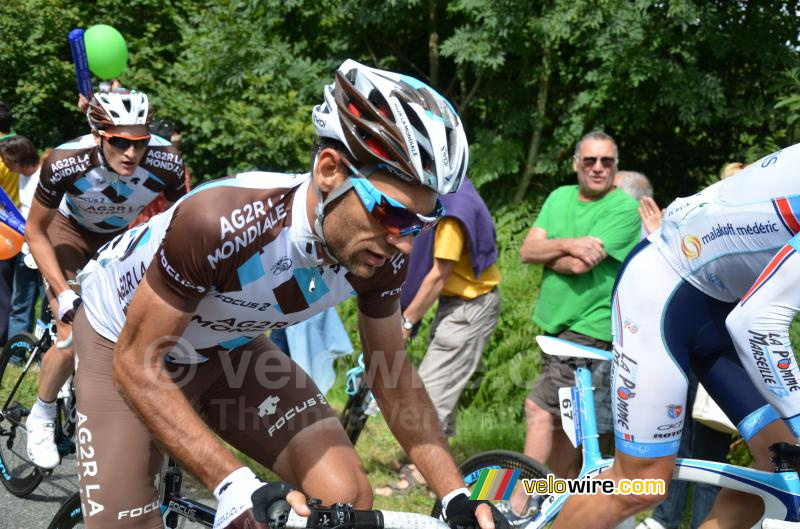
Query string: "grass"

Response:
xmin=231 ymin=367 xmax=528 ymax=513
xmin=8 ymin=212 xmax=800 ymax=527
xmin=322 ymin=388 xmax=528 ymax=513
xmin=238 ymin=382 xmax=523 ymax=514
xmin=0 ymin=361 xmax=40 ymax=412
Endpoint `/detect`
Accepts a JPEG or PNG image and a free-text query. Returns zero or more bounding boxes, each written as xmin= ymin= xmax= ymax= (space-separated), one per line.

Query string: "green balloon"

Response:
xmin=84 ymin=24 xmax=128 ymax=80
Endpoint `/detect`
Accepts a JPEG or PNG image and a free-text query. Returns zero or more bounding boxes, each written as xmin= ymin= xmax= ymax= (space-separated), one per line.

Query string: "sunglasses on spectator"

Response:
xmin=340 ymin=160 xmax=444 ymax=237
xmin=99 ymin=130 xmax=150 ymax=151
xmin=578 ymin=156 xmax=617 ymax=168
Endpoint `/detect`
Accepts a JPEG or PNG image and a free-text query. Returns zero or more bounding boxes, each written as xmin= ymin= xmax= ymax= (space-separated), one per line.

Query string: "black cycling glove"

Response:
xmin=444 ymin=492 xmax=512 ymax=529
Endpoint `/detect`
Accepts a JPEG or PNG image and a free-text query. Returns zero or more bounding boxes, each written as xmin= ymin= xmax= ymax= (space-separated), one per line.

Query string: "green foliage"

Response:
xmin=0 ymin=0 xmax=84 ymax=144
xmin=151 ymin=1 xmax=342 ymax=179
xmin=336 ymin=198 xmax=546 ymax=415
xmin=773 ymin=68 xmax=800 ymax=147
xmin=727 ymin=438 xmax=753 ymax=467
xmin=4 ymin=0 xmax=800 ymax=198
xmin=440 ymin=0 xmax=800 ymax=201
xmin=461 ymin=198 xmax=543 ymax=411
xmin=4 ymin=0 xmax=800 ymax=481
xmin=0 ymin=0 xmax=191 ymax=147
xmin=449 ymin=406 xmax=526 ymax=460
xmin=468 ymin=130 xmax=524 ymax=189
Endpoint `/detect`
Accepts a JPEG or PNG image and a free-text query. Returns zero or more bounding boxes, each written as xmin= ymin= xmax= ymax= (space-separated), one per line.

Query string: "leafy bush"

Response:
xmin=460 ymin=197 xmax=543 ymax=411
xmin=337 ymin=196 xmax=546 ymax=419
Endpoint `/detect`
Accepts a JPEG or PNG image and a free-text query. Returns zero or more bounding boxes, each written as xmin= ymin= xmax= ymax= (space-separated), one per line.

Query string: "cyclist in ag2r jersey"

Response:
xmin=24 ymin=89 xmax=187 ymax=470
xmin=72 ymin=60 xmax=510 ymax=529
xmin=554 ymin=145 xmax=800 ymax=529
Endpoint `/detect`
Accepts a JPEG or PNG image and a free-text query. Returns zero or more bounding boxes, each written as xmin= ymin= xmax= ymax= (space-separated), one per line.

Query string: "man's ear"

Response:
xmin=314 ymin=148 xmax=348 ymax=194
xmin=572 ymin=155 xmax=580 ymax=174
xmin=91 ymin=129 xmax=102 ymax=148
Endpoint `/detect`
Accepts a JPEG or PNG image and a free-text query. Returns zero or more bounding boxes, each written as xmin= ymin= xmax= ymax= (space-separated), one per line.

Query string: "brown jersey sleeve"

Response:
xmin=34 ymin=147 xmax=96 ymax=208
xmin=140 ymin=143 xmax=188 ymax=203
xmin=145 ymin=196 xmax=218 ymax=312
xmin=348 ymin=252 xmax=409 ymax=318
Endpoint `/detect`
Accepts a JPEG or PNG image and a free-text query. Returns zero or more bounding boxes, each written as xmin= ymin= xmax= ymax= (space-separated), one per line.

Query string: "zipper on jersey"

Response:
xmin=308 ymin=266 xmax=322 ymax=293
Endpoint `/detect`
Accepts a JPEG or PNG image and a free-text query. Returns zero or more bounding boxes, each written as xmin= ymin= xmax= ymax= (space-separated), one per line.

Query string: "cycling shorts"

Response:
xmin=44 ymin=212 xmax=119 ymax=301
xmin=73 ymin=308 xmax=335 ymax=529
xmin=611 ymin=241 xmax=779 ymax=458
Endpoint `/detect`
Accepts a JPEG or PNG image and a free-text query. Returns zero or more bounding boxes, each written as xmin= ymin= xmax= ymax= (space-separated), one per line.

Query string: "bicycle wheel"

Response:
xmin=0 ymin=332 xmax=43 ymax=497
xmin=47 ymin=491 xmax=83 ymax=529
xmin=46 ymin=492 xmax=212 ymax=529
xmin=430 ymin=450 xmax=551 ymax=518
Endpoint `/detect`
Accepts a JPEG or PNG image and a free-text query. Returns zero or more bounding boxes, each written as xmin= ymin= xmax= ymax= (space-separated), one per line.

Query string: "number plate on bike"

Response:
xmin=34 ymin=320 xmax=47 ymax=340
xmin=559 ymin=386 xmax=582 ymax=448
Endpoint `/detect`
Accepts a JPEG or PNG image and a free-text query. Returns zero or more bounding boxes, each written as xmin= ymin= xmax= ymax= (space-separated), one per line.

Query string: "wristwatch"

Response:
xmin=401 ymin=316 xmax=414 ymax=331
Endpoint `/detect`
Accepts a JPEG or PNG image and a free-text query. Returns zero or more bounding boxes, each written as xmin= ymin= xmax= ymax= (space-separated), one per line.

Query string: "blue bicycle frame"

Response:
xmin=529 ymin=337 xmax=800 ymax=528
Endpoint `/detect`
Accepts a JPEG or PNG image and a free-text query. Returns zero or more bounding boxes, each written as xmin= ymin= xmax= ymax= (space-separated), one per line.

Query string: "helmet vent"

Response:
xmin=367 ymin=90 xmax=391 ymax=117
xmin=376 ymin=130 xmax=405 ymax=160
xmin=420 ymin=148 xmax=433 ymax=173
xmin=365 ymin=138 xmax=388 ymax=158
xmin=401 ymin=101 xmax=428 ymax=141
xmin=316 ymin=59 xmax=467 ymax=194
xmin=347 ymin=102 xmax=363 ymax=118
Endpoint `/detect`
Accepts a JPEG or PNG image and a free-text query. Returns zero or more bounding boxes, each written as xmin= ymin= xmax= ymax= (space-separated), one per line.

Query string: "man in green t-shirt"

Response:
xmin=502 ymin=131 xmax=640 ymax=523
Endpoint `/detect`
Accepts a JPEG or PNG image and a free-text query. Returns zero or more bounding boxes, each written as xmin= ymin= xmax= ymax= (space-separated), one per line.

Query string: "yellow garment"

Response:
xmin=433 ymin=218 xmax=500 ymax=299
xmin=0 ymin=158 xmax=19 ymax=207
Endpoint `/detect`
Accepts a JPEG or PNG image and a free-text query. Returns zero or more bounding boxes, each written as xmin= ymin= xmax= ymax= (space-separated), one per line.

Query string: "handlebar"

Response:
xmin=763 ymin=520 xmax=800 ymax=528
xmin=56 ymin=333 xmax=73 ymax=350
xmin=284 ymin=504 xmax=449 ymax=529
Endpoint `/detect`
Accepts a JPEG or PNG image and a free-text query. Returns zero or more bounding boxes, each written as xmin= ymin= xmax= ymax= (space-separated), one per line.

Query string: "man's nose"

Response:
xmin=386 ymin=233 xmax=414 ymax=254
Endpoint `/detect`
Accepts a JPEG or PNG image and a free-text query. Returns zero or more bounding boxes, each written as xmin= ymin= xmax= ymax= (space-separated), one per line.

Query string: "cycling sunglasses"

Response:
xmin=99 ymin=130 xmax=151 ymax=151
xmin=577 ymin=155 xmax=617 ymax=169
xmin=341 ymin=160 xmax=444 ymax=237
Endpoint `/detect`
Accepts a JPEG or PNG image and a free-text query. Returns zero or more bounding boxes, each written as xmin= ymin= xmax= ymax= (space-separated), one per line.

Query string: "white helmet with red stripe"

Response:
xmin=312 ymin=59 xmax=468 ymax=194
xmin=87 ymin=89 xmax=152 ymax=130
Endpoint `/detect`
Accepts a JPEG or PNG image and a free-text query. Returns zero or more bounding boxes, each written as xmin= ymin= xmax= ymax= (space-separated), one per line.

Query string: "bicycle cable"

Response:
xmin=344 ymin=353 xmax=366 ymax=396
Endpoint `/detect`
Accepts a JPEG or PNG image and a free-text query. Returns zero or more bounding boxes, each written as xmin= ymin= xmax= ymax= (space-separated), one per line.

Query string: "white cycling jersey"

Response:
xmin=78 ymin=172 xmax=407 ymax=363
xmin=653 ymin=145 xmax=799 ymax=301
xmin=611 ymin=144 xmax=800 ymax=457
xmin=36 ymin=134 xmax=186 ymax=232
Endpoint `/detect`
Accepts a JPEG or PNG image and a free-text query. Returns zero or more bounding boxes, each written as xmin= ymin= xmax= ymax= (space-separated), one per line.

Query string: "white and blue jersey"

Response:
xmin=654 ymin=146 xmax=800 ymax=302
xmin=79 ymin=172 xmax=407 ymax=362
xmin=35 ymin=134 xmax=187 ymax=233
xmin=611 ymin=144 xmax=800 ymax=457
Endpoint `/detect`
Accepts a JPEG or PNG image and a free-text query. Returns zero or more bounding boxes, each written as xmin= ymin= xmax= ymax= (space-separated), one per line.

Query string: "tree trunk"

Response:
xmin=429 ymin=0 xmax=439 ymax=88
xmin=514 ymin=49 xmax=551 ymax=204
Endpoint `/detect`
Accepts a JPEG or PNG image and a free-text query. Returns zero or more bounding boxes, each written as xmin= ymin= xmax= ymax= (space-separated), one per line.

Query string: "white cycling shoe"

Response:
xmin=26 ymin=413 xmax=60 ymax=470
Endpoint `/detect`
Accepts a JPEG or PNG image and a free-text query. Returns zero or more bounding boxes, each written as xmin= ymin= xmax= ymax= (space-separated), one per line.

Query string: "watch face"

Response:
xmin=402 ymin=320 xmax=414 ymax=330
